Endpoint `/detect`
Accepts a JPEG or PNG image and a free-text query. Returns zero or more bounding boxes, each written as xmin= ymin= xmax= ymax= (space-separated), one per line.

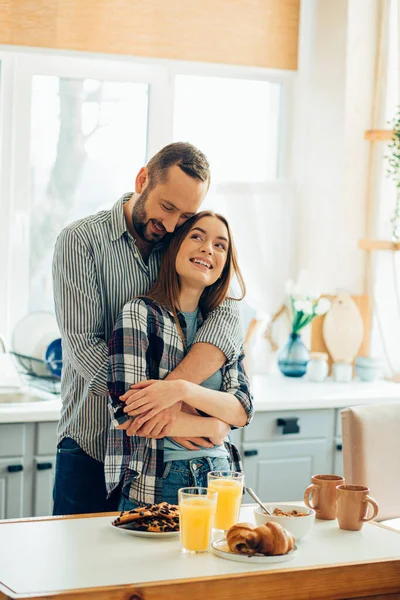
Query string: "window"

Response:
xmin=173 ymin=75 xmax=282 ymax=183
xmin=29 ymin=76 xmax=148 ymax=312
xmin=0 ymin=50 xmax=288 ymax=340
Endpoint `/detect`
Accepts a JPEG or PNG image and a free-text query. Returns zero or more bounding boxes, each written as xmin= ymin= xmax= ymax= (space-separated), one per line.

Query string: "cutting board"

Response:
xmin=311 ymin=294 xmax=371 ymax=373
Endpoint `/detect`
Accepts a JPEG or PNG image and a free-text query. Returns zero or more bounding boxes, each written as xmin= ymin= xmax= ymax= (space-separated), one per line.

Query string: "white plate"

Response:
xmin=12 ymin=312 xmax=60 ymax=376
xmin=211 ymin=538 xmax=297 ymax=564
xmin=111 ymin=523 xmax=179 ymax=538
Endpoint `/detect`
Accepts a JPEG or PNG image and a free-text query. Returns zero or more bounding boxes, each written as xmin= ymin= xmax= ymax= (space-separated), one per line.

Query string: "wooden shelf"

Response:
xmin=359 ymin=239 xmax=400 ymax=251
xmin=364 ymin=129 xmax=395 ymax=141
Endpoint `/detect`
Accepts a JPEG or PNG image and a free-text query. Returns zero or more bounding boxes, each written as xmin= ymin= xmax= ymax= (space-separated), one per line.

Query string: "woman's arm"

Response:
xmin=183 ymin=351 xmax=254 ymax=427
xmin=108 ymin=299 xmax=153 ymax=426
xmin=124 ymin=351 xmax=254 ymax=428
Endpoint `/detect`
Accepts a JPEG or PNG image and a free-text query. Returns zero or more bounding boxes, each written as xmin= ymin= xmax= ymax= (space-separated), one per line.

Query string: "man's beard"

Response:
xmin=131 ymin=187 xmax=164 ymax=243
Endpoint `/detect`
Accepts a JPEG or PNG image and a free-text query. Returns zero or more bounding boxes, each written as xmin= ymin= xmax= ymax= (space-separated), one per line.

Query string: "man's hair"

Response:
xmin=146 ymin=142 xmax=210 ymax=190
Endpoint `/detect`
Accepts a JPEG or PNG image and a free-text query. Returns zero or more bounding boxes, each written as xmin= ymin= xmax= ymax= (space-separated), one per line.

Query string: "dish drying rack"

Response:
xmin=11 ymin=352 xmax=61 ymax=394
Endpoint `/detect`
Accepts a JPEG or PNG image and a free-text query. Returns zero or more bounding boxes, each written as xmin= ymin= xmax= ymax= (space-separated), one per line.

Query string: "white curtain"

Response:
xmin=204 ymin=182 xmax=297 ymax=374
xmin=370 ymin=0 xmax=400 ymax=377
xmin=206 ymin=181 xmax=297 ymax=315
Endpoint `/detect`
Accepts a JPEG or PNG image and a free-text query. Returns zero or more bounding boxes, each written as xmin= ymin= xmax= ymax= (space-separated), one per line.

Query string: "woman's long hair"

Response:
xmin=148 ymin=211 xmax=246 ymax=341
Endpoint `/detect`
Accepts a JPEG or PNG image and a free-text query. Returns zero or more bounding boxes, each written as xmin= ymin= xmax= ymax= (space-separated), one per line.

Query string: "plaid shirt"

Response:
xmin=105 ymin=297 xmax=254 ymax=505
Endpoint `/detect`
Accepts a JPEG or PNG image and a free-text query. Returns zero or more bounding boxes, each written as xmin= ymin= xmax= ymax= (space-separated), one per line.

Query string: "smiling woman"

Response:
xmin=105 ymin=211 xmax=254 ymax=510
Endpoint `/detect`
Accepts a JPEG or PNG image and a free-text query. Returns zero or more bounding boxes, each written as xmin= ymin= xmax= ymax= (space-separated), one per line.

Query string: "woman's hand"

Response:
xmin=122 ymin=379 xmax=188 ymax=426
xmin=125 ymin=403 xmax=182 ymax=437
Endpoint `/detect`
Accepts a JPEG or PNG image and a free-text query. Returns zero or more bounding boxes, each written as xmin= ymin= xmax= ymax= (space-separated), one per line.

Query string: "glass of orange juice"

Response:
xmin=178 ymin=487 xmax=218 ymax=553
xmin=207 ymin=471 xmax=244 ymax=531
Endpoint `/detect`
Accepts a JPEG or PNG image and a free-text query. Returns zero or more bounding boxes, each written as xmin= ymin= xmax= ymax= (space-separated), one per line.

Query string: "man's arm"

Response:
xmin=123 ymin=351 xmax=254 ymax=428
xmin=53 ymin=227 xmax=108 ymax=396
xmin=121 ymin=300 xmax=244 ymax=436
xmin=167 ymin=298 xmax=243 ymax=381
xmin=193 ymin=298 xmax=242 ymax=367
xmin=121 ymin=411 xmax=229 ymax=446
xmin=166 ymin=343 xmax=225 ymax=384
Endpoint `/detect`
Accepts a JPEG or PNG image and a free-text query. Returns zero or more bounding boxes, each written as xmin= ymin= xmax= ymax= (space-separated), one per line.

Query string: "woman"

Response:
xmin=105 ymin=211 xmax=254 ymax=510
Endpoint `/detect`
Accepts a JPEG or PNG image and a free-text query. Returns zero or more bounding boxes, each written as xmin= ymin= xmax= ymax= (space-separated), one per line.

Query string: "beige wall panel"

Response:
xmin=0 ymin=0 xmax=299 ymax=70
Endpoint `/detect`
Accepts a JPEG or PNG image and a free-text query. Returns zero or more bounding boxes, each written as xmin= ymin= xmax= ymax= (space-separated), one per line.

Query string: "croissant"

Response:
xmin=226 ymin=521 xmax=295 ymax=556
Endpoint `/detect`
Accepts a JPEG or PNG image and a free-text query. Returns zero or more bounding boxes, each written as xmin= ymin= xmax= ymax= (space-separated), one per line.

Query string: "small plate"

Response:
xmin=211 ymin=538 xmax=297 ymax=564
xmin=111 ymin=522 xmax=179 ymax=538
xmin=45 ymin=338 xmax=62 ymax=378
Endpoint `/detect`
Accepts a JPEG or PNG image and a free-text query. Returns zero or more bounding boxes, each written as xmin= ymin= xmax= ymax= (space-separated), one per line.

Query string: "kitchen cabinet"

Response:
xmin=243 ymin=439 xmax=331 ymax=501
xmin=33 ymin=422 xmax=57 ymax=517
xmin=0 ymin=421 xmax=57 ymax=518
xmin=0 ymin=457 xmax=24 ymax=519
xmin=241 ymin=408 xmax=335 ymax=501
xmin=0 ymin=375 xmax=399 ymax=517
xmin=33 ymin=455 xmax=56 ymax=516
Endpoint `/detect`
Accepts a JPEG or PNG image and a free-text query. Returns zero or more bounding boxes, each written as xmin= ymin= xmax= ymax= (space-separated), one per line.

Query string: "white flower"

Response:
xmin=314 ymin=298 xmax=331 ymax=315
xmin=307 ymin=284 xmax=321 ymax=300
xmin=285 ymin=279 xmax=295 ymax=295
xmin=291 ymin=269 xmax=322 ymax=300
xmin=294 ymin=299 xmax=313 ymax=314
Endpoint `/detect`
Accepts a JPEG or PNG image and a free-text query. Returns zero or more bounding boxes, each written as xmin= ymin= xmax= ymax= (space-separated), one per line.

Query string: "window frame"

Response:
xmin=0 ymin=47 xmax=293 ymax=340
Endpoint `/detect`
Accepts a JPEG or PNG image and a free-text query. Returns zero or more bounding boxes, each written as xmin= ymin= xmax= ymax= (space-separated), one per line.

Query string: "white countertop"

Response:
xmin=0 ymin=505 xmax=399 ymax=596
xmin=251 ymin=373 xmax=400 ymax=411
xmin=0 ymin=387 xmax=61 ymax=423
xmin=0 ymin=374 xmax=399 ymax=424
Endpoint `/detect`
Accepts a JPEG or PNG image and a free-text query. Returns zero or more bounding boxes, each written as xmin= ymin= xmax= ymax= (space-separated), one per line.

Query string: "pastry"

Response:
xmin=226 ymin=521 xmax=295 ymax=556
xmin=112 ymin=501 xmax=180 ymax=532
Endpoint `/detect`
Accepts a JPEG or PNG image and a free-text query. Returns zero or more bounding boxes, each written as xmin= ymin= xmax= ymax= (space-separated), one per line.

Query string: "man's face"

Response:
xmin=131 ymin=165 xmax=208 ymax=243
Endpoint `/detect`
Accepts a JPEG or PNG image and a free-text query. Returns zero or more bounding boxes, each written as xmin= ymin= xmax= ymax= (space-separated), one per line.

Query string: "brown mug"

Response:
xmin=304 ymin=474 xmax=345 ymax=520
xmin=336 ymin=485 xmax=379 ymax=531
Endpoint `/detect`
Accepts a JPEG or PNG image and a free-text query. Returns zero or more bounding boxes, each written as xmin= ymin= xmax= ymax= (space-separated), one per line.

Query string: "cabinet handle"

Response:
xmin=336 ymin=443 xmax=342 ymax=451
xmin=37 ymin=462 xmax=53 ymax=471
xmin=7 ymin=464 xmax=23 ymax=473
xmin=244 ymin=450 xmax=258 ymax=457
xmin=277 ymin=417 xmax=300 ymax=435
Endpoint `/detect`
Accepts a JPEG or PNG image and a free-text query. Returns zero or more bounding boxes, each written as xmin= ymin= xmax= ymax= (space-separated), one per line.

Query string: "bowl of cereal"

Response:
xmin=254 ymin=504 xmax=315 ymax=540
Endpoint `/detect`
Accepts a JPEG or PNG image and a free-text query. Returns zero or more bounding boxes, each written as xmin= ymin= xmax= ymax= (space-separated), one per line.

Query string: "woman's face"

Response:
xmin=175 ymin=216 xmax=230 ymax=290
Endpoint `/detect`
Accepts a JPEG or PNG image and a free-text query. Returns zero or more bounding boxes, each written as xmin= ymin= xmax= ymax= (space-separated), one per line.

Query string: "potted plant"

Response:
xmin=386 ymin=105 xmax=400 ymax=242
xmin=278 ymin=270 xmax=331 ymax=377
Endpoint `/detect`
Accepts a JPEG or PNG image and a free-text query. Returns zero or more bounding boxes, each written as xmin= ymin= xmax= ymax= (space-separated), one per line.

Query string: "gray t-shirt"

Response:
xmin=164 ymin=309 xmax=229 ymax=462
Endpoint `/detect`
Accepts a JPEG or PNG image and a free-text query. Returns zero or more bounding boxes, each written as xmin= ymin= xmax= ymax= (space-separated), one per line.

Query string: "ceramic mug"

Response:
xmin=304 ymin=474 xmax=345 ymax=520
xmin=336 ymin=485 xmax=379 ymax=531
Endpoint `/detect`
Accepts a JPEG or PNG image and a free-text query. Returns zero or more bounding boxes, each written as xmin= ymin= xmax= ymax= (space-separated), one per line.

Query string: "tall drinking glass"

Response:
xmin=178 ymin=487 xmax=218 ymax=553
xmin=207 ymin=471 xmax=244 ymax=531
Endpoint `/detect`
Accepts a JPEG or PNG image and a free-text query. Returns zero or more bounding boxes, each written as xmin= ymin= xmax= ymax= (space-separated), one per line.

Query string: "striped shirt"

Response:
xmin=105 ymin=297 xmax=254 ymax=505
xmin=52 ymin=194 xmax=243 ymax=462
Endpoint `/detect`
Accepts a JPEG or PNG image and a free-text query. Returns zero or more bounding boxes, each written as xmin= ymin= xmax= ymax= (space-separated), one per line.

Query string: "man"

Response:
xmin=52 ymin=142 xmax=242 ymax=515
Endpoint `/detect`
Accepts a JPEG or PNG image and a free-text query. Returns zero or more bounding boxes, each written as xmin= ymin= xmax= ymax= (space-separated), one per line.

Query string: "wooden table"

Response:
xmin=0 ymin=505 xmax=400 ymax=600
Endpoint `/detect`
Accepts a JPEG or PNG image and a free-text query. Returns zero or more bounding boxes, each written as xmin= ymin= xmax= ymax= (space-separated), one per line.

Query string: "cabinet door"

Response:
xmin=33 ymin=455 xmax=56 ymax=517
xmin=0 ymin=457 xmax=24 ymax=519
xmin=243 ymin=439 xmax=331 ymax=502
xmin=334 ymin=438 xmax=344 ymax=477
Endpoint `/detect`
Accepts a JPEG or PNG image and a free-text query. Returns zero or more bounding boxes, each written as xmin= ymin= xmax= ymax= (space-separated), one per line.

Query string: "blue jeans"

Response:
xmin=53 ymin=437 xmax=120 ymax=515
xmin=118 ymin=456 xmax=231 ymax=511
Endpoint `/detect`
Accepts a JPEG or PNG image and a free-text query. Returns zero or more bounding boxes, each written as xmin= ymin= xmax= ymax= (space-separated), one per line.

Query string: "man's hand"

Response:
xmin=125 ymin=402 xmax=182 ymax=438
xmin=121 ymin=380 xmax=188 ymax=426
xmin=208 ymin=420 xmax=230 ymax=446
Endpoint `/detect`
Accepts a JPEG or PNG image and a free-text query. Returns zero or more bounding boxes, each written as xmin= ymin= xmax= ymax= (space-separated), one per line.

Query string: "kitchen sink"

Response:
xmin=0 ymin=391 xmax=49 ymax=404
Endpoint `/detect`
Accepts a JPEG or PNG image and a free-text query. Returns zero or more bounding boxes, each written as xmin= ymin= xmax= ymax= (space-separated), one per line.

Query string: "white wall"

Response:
xmin=291 ymin=0 xmax=380 ymax=295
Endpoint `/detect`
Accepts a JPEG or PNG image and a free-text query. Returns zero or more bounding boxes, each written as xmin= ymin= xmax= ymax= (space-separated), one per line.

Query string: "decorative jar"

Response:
xmin=307 ymin=352 xmax=329 ymax=382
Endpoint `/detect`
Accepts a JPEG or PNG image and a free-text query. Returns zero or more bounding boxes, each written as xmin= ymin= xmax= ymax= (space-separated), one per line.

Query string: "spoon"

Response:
xmin=245 ymin=486 xmax=272 ymax=516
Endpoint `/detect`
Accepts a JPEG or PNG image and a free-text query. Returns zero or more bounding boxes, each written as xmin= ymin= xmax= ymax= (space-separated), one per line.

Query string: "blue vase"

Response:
xmin=277 ymin=333 xmax=310 ymax=378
